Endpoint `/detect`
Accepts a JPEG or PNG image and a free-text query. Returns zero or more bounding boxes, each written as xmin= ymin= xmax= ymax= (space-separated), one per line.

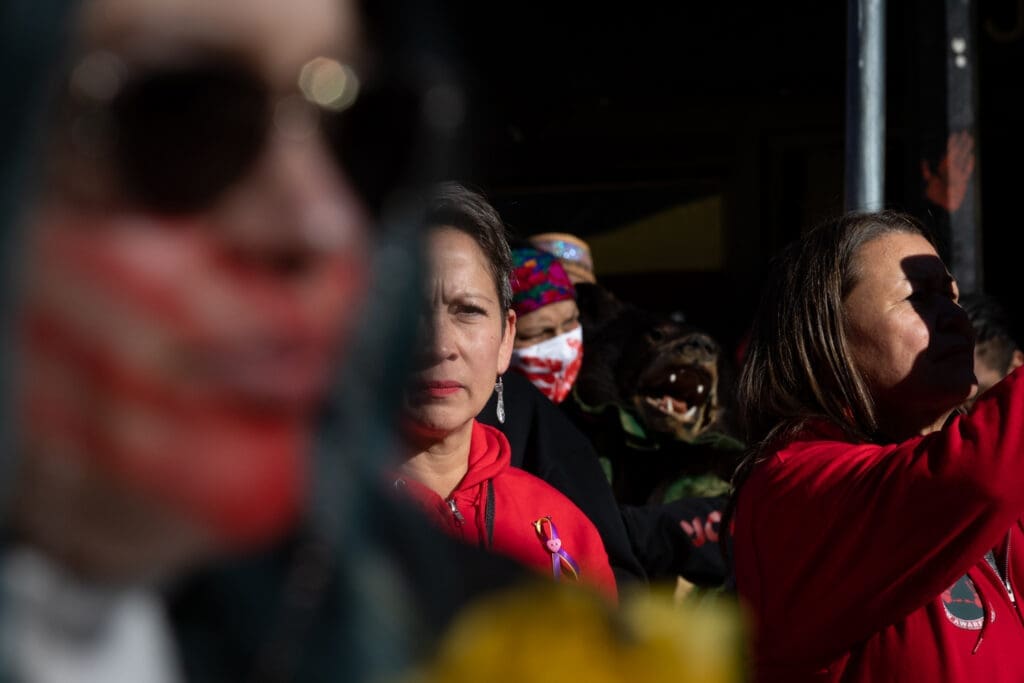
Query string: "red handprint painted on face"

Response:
xmin=509 ymin=329 xmax=583 ymax=404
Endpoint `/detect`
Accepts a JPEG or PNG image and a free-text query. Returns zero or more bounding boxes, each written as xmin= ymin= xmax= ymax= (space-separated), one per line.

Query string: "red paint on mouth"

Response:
xmin=419 ymin=380 xmax=462 ymax=398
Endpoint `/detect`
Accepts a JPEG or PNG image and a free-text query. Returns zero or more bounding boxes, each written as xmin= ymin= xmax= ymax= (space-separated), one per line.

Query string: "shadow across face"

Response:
xmin=895 ymin=253 xmax=977 ymax=408
xmin=847 ymin=247 xmax=976 ymax=440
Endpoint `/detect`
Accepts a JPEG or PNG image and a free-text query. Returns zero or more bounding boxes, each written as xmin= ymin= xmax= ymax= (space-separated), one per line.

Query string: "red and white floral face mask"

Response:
xmin=15 ymin=209 xmax=368 ymax=549
xmin=509 ymin=327 xmax=583 ymax=404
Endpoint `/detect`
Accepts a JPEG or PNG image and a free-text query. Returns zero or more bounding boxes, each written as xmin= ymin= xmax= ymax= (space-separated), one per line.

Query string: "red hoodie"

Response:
xmin=735 ymin=367 xmax=1024 ymax=682
xmin=397 ymin=420 xmax=617 ymax=601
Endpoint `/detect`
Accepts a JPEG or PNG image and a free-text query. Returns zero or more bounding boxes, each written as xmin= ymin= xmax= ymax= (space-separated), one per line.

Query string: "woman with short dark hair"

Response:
xmin=731 ymin=210 xmax=1024 ymax=682
xmin=507 ymin=246 xmax=582 ymax=404
xmin=396 ymin=183 xmax=617 ymax=600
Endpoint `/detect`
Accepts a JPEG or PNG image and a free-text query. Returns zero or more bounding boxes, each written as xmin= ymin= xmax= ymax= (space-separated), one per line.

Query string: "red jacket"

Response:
xmin=735 ymin=367 xmax=1024 ymax=682
xmin=398 ymin=420 xmax=617 ymax=601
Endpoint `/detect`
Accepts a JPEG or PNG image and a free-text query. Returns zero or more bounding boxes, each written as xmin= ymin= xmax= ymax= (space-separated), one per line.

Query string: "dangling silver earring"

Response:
xmin=495 ymin=376 xmax=506 ymax=424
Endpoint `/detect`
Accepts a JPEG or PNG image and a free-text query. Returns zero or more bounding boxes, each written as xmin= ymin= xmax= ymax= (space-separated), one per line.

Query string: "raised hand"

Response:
xmin=921 ymin=130 xmax=976 ymax=213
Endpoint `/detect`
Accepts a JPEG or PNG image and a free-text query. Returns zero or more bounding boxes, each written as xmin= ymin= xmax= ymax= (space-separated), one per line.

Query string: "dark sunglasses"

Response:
xmin=63 ymin=51 xmax=424 ymax=214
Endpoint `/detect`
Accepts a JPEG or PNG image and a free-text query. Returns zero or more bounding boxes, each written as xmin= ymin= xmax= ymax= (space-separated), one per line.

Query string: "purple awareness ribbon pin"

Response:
xmin=533 ymin=516 xmax=580 ymax=581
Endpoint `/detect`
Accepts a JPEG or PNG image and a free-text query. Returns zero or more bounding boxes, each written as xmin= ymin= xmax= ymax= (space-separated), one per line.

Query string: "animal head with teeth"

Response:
xmin=620 ymin=321 xmax=725 ymax=443
xmin=574 ymin=285 xmax=735 ymax=444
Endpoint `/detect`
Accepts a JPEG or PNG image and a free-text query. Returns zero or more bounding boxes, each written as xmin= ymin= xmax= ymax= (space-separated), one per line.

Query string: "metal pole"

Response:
xmin=945 ymin=0 xmax=982 ymax=293
xmin=845 ymin=0 xmax=886 ymax=211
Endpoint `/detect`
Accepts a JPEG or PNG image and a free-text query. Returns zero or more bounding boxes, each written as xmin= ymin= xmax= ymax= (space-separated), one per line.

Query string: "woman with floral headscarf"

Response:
xmin=508 ymin=247 xmax=584 ymax=404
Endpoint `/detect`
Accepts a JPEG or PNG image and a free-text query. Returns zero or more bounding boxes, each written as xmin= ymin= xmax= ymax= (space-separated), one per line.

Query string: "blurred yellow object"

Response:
xmin=405 ymin=581 xmax=744 ymax=683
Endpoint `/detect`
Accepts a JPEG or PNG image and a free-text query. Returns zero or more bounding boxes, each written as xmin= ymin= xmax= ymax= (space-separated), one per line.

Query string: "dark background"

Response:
xmin=442 ymin=0 xmax=1024 ymax=354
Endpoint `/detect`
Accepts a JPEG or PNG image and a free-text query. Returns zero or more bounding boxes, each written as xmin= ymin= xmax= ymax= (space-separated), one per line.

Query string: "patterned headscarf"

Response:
xmin=511 ymin=247 xmax=575 ymax=317
xmin=528 ymin=233 xmax=596 ymax=284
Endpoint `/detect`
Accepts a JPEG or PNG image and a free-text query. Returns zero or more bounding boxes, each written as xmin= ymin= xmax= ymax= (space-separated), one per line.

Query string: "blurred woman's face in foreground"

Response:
xmin=404 ymin=227 xmax=515 ymax=444
xmin=843 ymin=232 xmax=977 ymax=438
xmin=13 ymin=0 xmax=372 ymax=581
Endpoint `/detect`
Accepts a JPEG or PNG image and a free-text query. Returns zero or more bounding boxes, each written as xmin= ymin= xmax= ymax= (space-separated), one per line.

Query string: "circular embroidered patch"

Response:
xmin=941 ymin=575 xmax=985 ymax=630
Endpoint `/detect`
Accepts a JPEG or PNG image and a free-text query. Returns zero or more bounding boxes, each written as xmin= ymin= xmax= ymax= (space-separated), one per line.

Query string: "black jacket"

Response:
xmin=620 ymin=496 xmax=728 ymax=586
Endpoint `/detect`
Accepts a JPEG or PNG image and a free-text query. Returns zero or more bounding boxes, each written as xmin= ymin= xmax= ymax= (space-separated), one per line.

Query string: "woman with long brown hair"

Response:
xmin=731 ymin=211 xmax=1024 ymax=681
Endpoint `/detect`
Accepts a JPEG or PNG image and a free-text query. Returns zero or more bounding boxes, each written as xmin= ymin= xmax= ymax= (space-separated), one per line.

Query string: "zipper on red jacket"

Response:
xmin=985 ymin=536 xmax=1016 ymax=606
xmin=446 ymin=497 xmax=465 ymax=524
xmin=1005 ymin=535 xmax=1015 ymax=606
xmin=972 ymin=535 xmax=1021 ymax=655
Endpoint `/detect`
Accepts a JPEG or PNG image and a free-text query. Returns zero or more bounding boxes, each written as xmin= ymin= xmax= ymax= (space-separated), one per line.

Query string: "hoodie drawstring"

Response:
xmin=971 ymin=579 xmax=990 ymax=655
